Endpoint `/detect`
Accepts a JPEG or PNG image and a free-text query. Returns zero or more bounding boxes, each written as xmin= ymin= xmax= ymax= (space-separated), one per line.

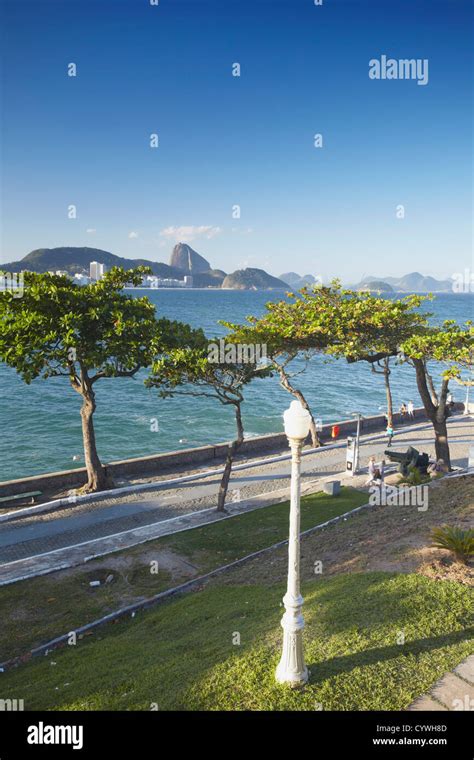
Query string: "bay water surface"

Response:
xmin=0 ymin=290 xmax=471 ymax=482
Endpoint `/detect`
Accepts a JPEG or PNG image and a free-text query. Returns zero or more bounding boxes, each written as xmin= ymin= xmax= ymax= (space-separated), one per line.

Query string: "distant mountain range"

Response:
xmin=279 ymin=272 xmax=318 ymax=289
xmin=282 ymin=271 xmax=455 ymax=293
xmin=1 ymin=249 xmax=457 ymax=293
xmin=1 ymin=245 xmax=288 ymax=290
xmin=1 ymin=247 xmax=184 ymax=279
xmin=353 ymin=272 xmax=454 ymax=293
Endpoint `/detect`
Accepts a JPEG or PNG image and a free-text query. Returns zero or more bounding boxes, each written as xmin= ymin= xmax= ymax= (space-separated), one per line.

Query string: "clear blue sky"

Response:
xmin=0 ymin=0 xmax=472 ymax=282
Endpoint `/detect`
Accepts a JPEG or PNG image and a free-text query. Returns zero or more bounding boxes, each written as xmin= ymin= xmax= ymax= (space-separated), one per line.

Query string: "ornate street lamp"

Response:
xmin=275 ymin=399 xmax=311 ymax=687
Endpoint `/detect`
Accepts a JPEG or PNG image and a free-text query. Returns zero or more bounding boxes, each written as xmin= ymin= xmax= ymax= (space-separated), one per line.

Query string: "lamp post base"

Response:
xmin=275 ymin=598 xmax=308 ymax=687
xmin=275 ymin=663 xmax=308 ymax=688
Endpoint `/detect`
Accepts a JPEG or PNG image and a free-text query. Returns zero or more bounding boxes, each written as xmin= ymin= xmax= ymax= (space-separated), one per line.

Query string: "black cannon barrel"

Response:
xmin=384 ymin=450 xmax=408 ymax=462
xmin=384 ymin=446 xmax=428 ymax=475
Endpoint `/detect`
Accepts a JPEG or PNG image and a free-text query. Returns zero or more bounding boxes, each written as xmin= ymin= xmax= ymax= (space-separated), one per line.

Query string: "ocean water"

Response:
xmin=0 ymin=291 xmax=472 ymax=482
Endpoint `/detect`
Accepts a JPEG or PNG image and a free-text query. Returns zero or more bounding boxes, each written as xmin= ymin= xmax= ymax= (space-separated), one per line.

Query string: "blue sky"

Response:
xmin=0 ymin=0 xmax=472 ymax=282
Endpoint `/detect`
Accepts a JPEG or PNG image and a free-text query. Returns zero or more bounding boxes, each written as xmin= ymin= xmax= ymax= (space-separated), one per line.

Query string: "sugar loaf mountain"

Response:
xmin=1 ymin=244 xmax=289 ymax=290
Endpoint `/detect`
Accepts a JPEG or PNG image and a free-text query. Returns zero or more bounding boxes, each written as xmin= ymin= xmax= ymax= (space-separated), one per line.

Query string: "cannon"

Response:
xmin=384 ymin=446 xmax=429 ymax=476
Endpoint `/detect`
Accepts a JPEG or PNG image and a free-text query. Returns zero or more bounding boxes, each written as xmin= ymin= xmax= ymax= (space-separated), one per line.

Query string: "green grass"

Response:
xmin=0 ymin=488 xmax=367 ymax=662
xmin=161 ymin=486 xmax=368 ymax=572
xmin=1 ymin=572 xmax=472 ymax=711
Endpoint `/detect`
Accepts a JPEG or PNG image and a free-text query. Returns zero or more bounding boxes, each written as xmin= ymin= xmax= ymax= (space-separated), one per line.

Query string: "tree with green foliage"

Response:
xmin=224 ymin=284 xmax=429 ymax=447
xmin=319 ymin=289 xmax=429 ymax=431
xmin=222 ymin=286 xmax=349 ymax=447
xmin=228 ymin=334 xmax=322 ymax=447
xmin=320 ymin=294 xmax=471 ymax=469
xmin=451 ymin=340 xmax=474 ymax=414
xmin=0 ymin=267 xmax=202 ymax=492
xmin=258 ymin=285 xmax=471 ymax=469
xmin=400 ymin=321 xmax=473 ymax=469
xmin=147 ymin=341 xmax=272 ymax=511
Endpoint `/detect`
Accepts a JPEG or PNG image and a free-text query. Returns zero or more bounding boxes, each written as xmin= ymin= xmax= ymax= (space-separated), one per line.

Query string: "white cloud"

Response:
xmin=159 ymin=225 xmax=222 ymax=243
xmin=128 ymin=231 xmax=139 ymax=239
xmin=86 ymin=228 xmax=96 ymax=234
xmin=231 ymin=227 xmax=253 ymax=235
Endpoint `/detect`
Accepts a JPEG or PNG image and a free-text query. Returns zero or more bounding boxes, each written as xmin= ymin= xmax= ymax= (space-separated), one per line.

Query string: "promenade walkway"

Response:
xmin=0 ymin=414 xmax=472 ymax=585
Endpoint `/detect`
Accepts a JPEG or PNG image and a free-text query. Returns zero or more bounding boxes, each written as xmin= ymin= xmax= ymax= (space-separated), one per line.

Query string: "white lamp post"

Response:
xmin=350 ymin=411 xmax=363 ymax=474
xmin=275 ymin=399 xmax=311 ymax=687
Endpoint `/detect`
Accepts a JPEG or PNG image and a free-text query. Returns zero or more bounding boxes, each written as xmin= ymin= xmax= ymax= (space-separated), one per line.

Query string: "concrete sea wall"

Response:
xmin=0 ymin=404 xmax=463 ymax=498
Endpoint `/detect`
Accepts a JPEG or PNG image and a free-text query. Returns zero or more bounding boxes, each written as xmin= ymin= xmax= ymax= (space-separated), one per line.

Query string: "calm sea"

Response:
xmin=0 ymin=291 xmax=472 ymax=482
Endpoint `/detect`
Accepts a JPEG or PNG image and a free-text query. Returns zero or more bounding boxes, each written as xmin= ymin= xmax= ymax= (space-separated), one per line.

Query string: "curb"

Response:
xmin=0 ymin=488 xmax=294 ymax=586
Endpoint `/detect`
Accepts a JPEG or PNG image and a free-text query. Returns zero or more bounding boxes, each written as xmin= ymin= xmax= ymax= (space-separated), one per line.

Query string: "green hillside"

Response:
xmin=1 ymin=247 xmax=184 ymax=279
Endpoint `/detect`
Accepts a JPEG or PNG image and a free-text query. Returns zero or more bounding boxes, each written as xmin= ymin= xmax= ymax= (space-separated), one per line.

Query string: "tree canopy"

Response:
xmin=0 ymin=267 xmax=204 ymax=490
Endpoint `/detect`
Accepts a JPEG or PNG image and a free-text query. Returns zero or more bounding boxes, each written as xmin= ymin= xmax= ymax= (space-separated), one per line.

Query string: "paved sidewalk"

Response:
xmin=0 ymin=414 xmax=472 ymax=582
xmin=409 ymin=655 xmax=474 ymax=711
xmin=0 ymin=467 xmax=367 ymax=585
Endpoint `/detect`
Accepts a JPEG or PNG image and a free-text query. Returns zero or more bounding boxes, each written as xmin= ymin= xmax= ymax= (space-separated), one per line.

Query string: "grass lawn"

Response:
xmin=161 ymin=485 xmax=368 ymax=572
xmin=1 ymin=572 xmax=472 ymax=711
xmin=0 ymin=488 xmax=367 ymax=662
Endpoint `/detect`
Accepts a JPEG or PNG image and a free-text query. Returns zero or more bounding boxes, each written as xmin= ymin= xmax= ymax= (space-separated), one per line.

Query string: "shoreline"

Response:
xmin=124 ymin=287 xmax=470 ymax=294
xmin=0 ymin=404 xmax=465 ymax=501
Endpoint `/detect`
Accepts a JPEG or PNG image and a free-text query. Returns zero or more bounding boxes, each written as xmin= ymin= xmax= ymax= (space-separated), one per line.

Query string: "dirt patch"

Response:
xmin=418 ymin=556 xmax=474 ymax=585
xmin=60 ymin=546 xmax=200 ymax=588
xmin=208 ymin=475 xmax=474 ymax=587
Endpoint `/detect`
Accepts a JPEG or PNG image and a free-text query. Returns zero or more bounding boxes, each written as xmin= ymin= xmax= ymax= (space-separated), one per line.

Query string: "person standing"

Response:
xmin=399 ymin=403 xmax=407 ymax=423
xmin=365 ymin=455 xmax=377 ymax=486
xmin=407 ymin=400 xmax=414 ymax=420
xmin=386 ymin=424 xmax=394 ymax=447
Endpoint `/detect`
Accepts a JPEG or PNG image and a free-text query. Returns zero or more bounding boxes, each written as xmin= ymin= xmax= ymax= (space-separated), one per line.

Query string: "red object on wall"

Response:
xmin=331 ymin=425 xmax=340 ymax=439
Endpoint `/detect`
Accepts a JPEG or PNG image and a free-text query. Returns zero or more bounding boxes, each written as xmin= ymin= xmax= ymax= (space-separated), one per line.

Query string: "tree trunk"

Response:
xmin=432 ymin=416 xmax=451 ymax=469
xmin=217 ymin=440 xmax=238 ymax=512
xmin=413 ymin=359 xmax=451 ymax=470
xmin=423 ymin=360 xmax=439 ymax=405
xmin=217 ymin=403 xmax=244 ymax=512
xmin=278 ymin=368 xmax=321 ymax=447
xmin=383 ymin=358 xmax=393 ymax=429
xmin=80 ymin=391 xmax=111 ymax=492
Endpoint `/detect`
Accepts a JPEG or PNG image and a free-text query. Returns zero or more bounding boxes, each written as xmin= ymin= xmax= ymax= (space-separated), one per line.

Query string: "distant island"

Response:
xmin=1 ymin=246 xmax=458 ymax=293
xmin=357 ymin=280 xmax=395 ymax=293
xmin=222 ymin=268 xmax=289 ymax=290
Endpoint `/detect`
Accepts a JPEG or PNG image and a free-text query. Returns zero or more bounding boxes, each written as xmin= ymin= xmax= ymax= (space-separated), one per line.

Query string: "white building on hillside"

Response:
xmin=90 ymin=261 xmax=106 ymax=281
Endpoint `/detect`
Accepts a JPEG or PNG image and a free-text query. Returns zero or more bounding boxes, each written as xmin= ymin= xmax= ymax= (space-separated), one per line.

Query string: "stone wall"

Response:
xmin=0 ymin=405 xmax=463 ymax=498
